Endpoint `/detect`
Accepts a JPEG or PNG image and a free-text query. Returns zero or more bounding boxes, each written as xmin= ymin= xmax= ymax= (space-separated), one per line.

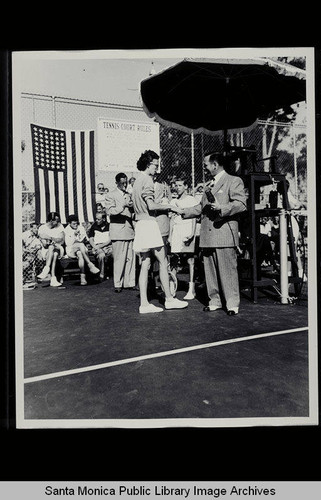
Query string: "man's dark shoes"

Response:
xmin=203 ymin=305 xmax=221 ymax=312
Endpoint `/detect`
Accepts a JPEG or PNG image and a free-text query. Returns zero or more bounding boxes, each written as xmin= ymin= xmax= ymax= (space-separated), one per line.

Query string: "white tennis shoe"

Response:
xmin=50 ymin=277 xmax=62 ymax=287
xmin=37 ymin=265 xmax=50 ymax=280
xmin=88 ymin=262 xmax=100 ymax=274
xmin=164 ymin=297 xmax=188 ymax=310
xmin=139 ymin=304 xmax=163 ymax=314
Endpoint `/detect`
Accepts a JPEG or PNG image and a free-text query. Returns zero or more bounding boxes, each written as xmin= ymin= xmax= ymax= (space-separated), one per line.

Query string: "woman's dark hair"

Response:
xmin=136 ymin=150 xmax=159 ymax=171
xmin=47 ymin=211 xmax=60 ymax=222
xmin=67 ymin=214 xmax=79 ymax=224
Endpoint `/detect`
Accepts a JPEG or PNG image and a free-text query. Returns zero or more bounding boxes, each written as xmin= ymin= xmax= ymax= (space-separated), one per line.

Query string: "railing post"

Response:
xmin=279 ymin=209 xmax=289 ymax=304
xmin=191 ymin=131 xmax=195 ymax=193
xmin=292 ymin=122 xmax=298 ymax=199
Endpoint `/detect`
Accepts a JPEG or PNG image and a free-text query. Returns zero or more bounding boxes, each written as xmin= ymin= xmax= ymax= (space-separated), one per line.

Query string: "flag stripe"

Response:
xmin=85 ymin=131 xmax=94 ymax=222
xmin=71 ymin=131 xmax=78 ymax=218
xmin=43 ymin=168 xmax=50 ymax=218
xmin=53 ymin=169 xmax=60 ymax=218
xmin=89 ymin=130 xmax=96 ymax=220
xmin=75 ymin=131 xmax=84 ymax=221
xmin=48 ymin=170 xmax=56 ymax=213
xmin=58 ymin=171 xmax=66 ymax=224
xmin=38 ymin=169 xmax=47 ymax=224
xmin=81 ymin=131 xmax=88 ymax=222
xmin=75 ymin=132 xmax=84 ymax=220
xmin=66 ymin=130 xmax=74 ymax=217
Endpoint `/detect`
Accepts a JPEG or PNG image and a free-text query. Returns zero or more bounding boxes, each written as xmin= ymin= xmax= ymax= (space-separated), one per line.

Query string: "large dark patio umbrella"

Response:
xmin=140 ymin=57 xmax=306 ymax=148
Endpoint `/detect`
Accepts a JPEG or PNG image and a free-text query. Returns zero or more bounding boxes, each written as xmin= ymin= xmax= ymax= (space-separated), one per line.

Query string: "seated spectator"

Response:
xmin=64 ymin=214 xmax=100 ymax=286
xmin=22 ymin=222 xmax=43 ymax=289
xmin=88 ymin=212 xmax=113 ymax=281
xmin=37 ymin=212 xmax=65 ymax=287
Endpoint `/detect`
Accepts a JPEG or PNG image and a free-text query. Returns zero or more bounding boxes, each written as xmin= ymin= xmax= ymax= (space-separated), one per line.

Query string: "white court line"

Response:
xmin=24 ymin=326 xmax=308 ymax=384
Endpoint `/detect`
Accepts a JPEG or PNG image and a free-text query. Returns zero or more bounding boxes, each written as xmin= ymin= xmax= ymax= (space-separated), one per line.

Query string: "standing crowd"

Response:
xmin=23 ymin=150 xmax=250 ymax=315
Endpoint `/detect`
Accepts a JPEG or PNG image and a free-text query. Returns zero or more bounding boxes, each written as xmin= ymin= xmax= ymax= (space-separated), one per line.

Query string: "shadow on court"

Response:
xmin=22 ymin=274 xmax=309 ymax=422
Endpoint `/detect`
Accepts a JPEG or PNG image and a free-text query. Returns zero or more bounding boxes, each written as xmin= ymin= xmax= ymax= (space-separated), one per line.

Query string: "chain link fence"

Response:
xmin=20 ymin=93 xmax=307 ymax=229
xmin=158 ymin=120 xmax=307 ymax=204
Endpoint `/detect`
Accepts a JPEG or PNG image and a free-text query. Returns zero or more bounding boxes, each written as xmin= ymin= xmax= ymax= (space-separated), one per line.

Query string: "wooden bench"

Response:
xmin=58 ymin=254 xmax=113 ymax=280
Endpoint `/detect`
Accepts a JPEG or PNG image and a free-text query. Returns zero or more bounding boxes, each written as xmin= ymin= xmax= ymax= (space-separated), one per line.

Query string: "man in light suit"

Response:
xmin=181 ymin=152 xmax=247 ymax=315
xmin=105 ymin=173 xmax=136 ymax=293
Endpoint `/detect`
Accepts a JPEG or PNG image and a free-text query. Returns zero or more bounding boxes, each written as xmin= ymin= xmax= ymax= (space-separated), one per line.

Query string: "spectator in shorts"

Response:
xmin=37 ymin=212 xmax=65 ymax=287
xmin=132 ymin=150 xmax=188 ymax=314
xmin=88 ymin=212 xmax=113 ymax=281
xmin=64 ymin=214 xmax=100 ymax=286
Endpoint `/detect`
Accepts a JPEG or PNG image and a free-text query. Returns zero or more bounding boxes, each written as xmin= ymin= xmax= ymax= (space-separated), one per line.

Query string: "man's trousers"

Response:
xmin=111 ymin=240 xmax=136 ymax=289
xmin=203 ymin=247 xmax=240 ymax=310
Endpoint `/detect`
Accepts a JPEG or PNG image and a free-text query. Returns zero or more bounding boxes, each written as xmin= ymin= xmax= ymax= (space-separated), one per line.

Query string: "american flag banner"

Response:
xmin=31 ymin=124 xmax=96 ymax=224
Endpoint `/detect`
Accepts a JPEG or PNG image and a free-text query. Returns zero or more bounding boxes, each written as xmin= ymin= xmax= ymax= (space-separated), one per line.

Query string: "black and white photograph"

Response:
xmin=12 ymin=47 xmax=318 ymax=429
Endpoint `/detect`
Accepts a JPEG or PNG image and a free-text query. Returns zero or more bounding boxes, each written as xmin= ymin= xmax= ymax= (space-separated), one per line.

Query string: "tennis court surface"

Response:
xmin=21 ymin=274 xmax=310 ymax=424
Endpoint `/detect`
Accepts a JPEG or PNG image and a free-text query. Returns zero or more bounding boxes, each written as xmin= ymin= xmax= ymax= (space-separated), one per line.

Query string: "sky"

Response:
xmin=13 ymin=47 xmax=311 ymax=110
xmin=13 ymin=50 xmax=186 ymax=106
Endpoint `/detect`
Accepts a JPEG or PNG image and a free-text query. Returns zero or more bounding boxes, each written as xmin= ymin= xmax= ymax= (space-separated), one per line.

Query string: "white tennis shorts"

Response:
xmin=133 ymin=219 xmax=163 ymax=253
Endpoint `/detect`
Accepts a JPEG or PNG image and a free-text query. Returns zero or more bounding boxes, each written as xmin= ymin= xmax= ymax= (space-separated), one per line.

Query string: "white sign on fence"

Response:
xmin=97 ymin=117 xmax=160 ymax=172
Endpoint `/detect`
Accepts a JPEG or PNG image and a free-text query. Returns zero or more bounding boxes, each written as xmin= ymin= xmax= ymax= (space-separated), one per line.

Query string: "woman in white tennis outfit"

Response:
xmin=132 ymin=150 xmax=188 ymax=314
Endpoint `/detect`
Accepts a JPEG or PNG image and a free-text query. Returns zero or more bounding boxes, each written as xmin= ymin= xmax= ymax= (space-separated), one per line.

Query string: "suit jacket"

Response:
xmin=105 ymin=189 xmax=135 ymax=241
xmin=183 ymin=172 xmax=247 ymax=248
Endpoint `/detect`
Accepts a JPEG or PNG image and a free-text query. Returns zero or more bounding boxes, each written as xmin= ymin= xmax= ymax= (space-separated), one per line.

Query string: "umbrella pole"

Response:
xmin=224 ymin=128 xmax=228 ymax=152
xmin=224 ymin=77 xmax=229 ymax=152
xmin=201 ymin=134 xmax=205 ymax=184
